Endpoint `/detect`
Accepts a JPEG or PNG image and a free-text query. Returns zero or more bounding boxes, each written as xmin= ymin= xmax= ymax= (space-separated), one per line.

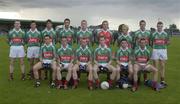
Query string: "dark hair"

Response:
xmin=139 ymin=20 xmax=146 ymax=24
xmin=14 ymin=20 xmax=20 ymax=23
xmin=46 ymin=19 xmax=52 ymax=23
xmin=44 ymin=35 xmax=51 ymax=39
xmin=120 ymin=39 xmax=127 ymax=43
xmin=118 ymin=24 xmax=125 ymax=33
xmin=157 ymin=21 xmax=163 ymax=25
xmin=31 ymin=20 xmax=36 ymax=24
xmin=61 ymin=36 xmax=67 ymax=39
xmin=140 ymin=38 xmax=146 ymax=42
xmin=64 ymin=18 xmax=70 ymax=22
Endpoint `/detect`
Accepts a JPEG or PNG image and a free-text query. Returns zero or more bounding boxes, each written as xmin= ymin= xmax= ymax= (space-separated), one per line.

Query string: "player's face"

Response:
xmin=44 ymin=37 xmax=51 ymax=44
xmin=64 ymin=20 xmax=70 ymax=28
xmin=140 ymin=40 xmax=146 ymax=48
xmin=81 ymin=39 xmax=87 ymax=47
xmin=122 ymin=27 xmax=128 ymax=34
xmin=121 ymin=41 xmax=128 ymax=48
xmin=46 ymin=22 xmax=52 ymax=29
xmin=102 ymin=22 xmax=108 ymax=30
xmin=30 ymin=23 xmax=36 ymax=30
xmin=62 ymin=38 xmax=67 ymax=46
xmin=14 ymin=21 xmax=21 ymax=30
xmin=157 ymin=24 xmax=163 ymax=32
xmin=100 ymin=38 xmax=105 ymax=46
xmin=81 ymin=21 xmax=87 ymax=29
xmin=140 ymin=22 xmax=146 ymax=30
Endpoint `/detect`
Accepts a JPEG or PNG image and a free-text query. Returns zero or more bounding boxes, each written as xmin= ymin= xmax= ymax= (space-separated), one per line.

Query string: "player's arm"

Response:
xmin=108 ymin=48 xmax=112 ymax=65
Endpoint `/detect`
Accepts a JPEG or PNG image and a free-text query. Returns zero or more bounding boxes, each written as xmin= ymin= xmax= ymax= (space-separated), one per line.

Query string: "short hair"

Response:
xmin=139 ymin=20 xmax=146 ymax=24
xmin=120 ymin=39 xmax=127 ymax=43
xmin=81 ymin=20 xmax=87 ymax=23
xmin=61 ymin=36 xmax=67 ymax=40
xmin=102 ymin=20 xmax=108 ymax=24
xmin=157 ymin=21 xmax=163 ymax=25
xmin=14 ymin=20 xmax=20 ymax=23
xmin=140 ymin=38 xmax=146 ymax=42
xmin=122 ymin=24 xmax=129 ymax=31
xmin=31 ymin=20 xmax=36 ymax=24
xmin=44 ymin=35 xmax=51 ymax=39
xmin=64 ymin=18 xmax=70 ymax=22
xmin=46 ymin=19 xmax=52 ymax=23
xmin=118 ymin=24 xmax=125 ymax=33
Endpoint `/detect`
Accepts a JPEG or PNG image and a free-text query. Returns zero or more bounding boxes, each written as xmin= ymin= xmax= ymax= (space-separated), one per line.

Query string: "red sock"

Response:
xmin=64 ymin=80 xmax=68 ymax=85
xmin=108 ymin=80 xmax=113 ymax=86
xmin=88 ymin=80 xmax=93 ymax=87
xmin=57 ymin=80 xmax=62 ymax=86
xmin=74 ymin=79 xmax=78 ymax=86
xmin=96 ymin=79 xmax=100 ymax=85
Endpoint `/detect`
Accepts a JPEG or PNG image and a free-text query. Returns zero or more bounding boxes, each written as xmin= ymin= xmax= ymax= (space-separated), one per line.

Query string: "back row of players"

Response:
xmin=7 ymin=19 xmax=170 ymax=91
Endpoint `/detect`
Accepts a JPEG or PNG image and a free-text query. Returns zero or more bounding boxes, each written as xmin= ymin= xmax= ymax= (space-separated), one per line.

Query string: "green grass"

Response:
xmin=0 ymin=36 xmax=180 ymax=104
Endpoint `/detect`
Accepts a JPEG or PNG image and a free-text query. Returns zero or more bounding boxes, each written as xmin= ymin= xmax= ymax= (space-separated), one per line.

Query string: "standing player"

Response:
xmin=26 ymin=21 xmax=41 ymax=79
xmin=41 ymin=19 xmax=56 ymax=44
xmin=132 ymin=38 xmax=158 ymax=92
xmin=115 ymin=39 xmax=133 ymax=84
xmin=93 ymin=36 xmax=116 ymax=88
xmin=56 ymin=36 xmax=74 ymax=90
xmin=58 ymin=18 xmax=75 ymax=46
xmin=96 ymin=20 xmax=113 ymax=47
xmin=72 ymin=38 xmax=93 ymax=90
xmin=7 ymin=20 xmax=26 ymax=80
xmin=76 ymin=20 xmax=92 ymax=46
xmin=151 ymin=21 xmax=170 ymax=86
xmin=134 ymin=20 xmax=151 ymax=82
xmin=117 ymin=24 xmax=133 ymax=49
xmin=33 ymin=35 xmax=57 ymax=87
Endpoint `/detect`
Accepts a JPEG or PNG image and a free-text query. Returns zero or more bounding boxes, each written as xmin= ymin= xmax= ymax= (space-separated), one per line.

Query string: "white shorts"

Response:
xmin=151 ymin=49 xmax=168 ymax=60
xmin=9 ymin=46 xmax=25 ymax=58
xmin=43 ymin=59 xmax=52 ymax=64
xmin=27 ymin=46 xmax=40 ymax=58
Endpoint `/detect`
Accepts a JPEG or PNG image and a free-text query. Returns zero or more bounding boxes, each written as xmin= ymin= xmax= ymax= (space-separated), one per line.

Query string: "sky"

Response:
xmin=0 ymin=0 xmax=180 ymax=30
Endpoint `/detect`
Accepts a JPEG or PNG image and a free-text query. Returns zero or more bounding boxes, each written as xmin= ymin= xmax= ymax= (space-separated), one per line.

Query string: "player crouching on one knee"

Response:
xmin=56 ymin=36 xmax=74 ymax=90
xmin=132 ymin=38 xmax=159 ymax=92
xmin=93 ymin=36 xmax=116 ymax=88
xmin=72 ymin=38 xmax=93 ymax=90
xmin=115 ymin=39 xmax=133 ymax=86
xmin=33 ymin=35 xmax=57 ymax=87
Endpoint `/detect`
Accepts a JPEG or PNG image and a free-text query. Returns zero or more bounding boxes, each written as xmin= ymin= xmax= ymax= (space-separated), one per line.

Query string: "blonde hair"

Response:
xmin=122 ymin=24 xmax=129 ymax=31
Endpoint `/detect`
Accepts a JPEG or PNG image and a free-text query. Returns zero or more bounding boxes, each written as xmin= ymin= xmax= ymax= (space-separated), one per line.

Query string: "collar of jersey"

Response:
xmin=139 ymin=46 xmax=147 ymax=52
xmin=61 ymin=45 xmax=69 ymax=50
xmin=45 ymin=28 xmax=54 ymax=32
xmin=29 ymin=28 xmax=38 ymax=33
xmin=120 ymin=47 xmax=128 ymax=51
xmin=80 ymin=45 xmax=88 ymax=51
xmin=13 ymin=28 xmax=22 ymax=33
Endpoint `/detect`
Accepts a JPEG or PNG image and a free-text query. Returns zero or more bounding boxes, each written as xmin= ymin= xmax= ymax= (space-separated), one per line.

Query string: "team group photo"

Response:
xmin=0 ymin=0 xmax=180 ymax=104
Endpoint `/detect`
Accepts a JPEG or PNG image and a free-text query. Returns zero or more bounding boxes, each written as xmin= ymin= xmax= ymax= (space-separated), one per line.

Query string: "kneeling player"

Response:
xmin=56 ymin=36 xmax=74 ymax=89
xmin=132 ymin=38 xmax=158 ymax=92
xmin=116 ymin=39 xmax=133 ymax=85
xmin=93 ymin=36 xmax=116 ymax=88
xmin=72 ymin=38 xmax=93 ymax=90
xmin=33 ymin=35 xmax=57 ymax=87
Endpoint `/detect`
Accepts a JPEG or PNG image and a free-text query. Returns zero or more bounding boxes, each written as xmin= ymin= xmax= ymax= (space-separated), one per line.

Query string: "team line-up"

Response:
xmin=7 ymin=18 xmax=170 ymax=92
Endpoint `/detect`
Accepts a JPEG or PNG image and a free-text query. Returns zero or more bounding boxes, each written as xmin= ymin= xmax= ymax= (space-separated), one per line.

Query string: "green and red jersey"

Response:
xmin=40 ymin=44 xmax=56 ymax=60
xmin=115 ymin=47 xmax=132 ymax=63
xmin=117 ymin=33 xmax=133 ymax=48
xmin=26 ymin=29 xmax=41 ymax=47
xmin=151 ymin=31 xmax=169 ymax=49
xmin=8 ymin=28 xmax=25 ymax=46
xmin=57 ymin=45 xmax=73 ymax=63
xmin=75 ymin=46 xmax=92 ymax=63
xmin=94 ymin=45 xmax=112 ymax=63
xmin=41 ymin=28 xmax=56 ymax=44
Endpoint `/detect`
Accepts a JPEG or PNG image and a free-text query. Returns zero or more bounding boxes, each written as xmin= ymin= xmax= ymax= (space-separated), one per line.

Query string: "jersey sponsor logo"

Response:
xmin=136 ymin=56 xmax=148 ymax=63
xmin=28 ymin=38 xmax=39 ymax=43
xmin=43 ymin=52 xmax=53 ymax=58
xmin=119 ymin=56 xmax=129 ymax=62
xmin=12 ymin=37 xmax=22 ymax=43
xmin=154 ymin=39 xmax=166 ymax=45
xmin=60 ymin=56 xmax=71 ymax=61
xmin=79 ymin=55 xmax=89 ymax=62
xmin=96 ymin=55 xmax=108 ymax=61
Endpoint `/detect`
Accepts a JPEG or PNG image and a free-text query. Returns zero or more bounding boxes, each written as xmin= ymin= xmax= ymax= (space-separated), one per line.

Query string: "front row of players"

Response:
xmin=33 ymin=35 xmax=159 ymax=92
